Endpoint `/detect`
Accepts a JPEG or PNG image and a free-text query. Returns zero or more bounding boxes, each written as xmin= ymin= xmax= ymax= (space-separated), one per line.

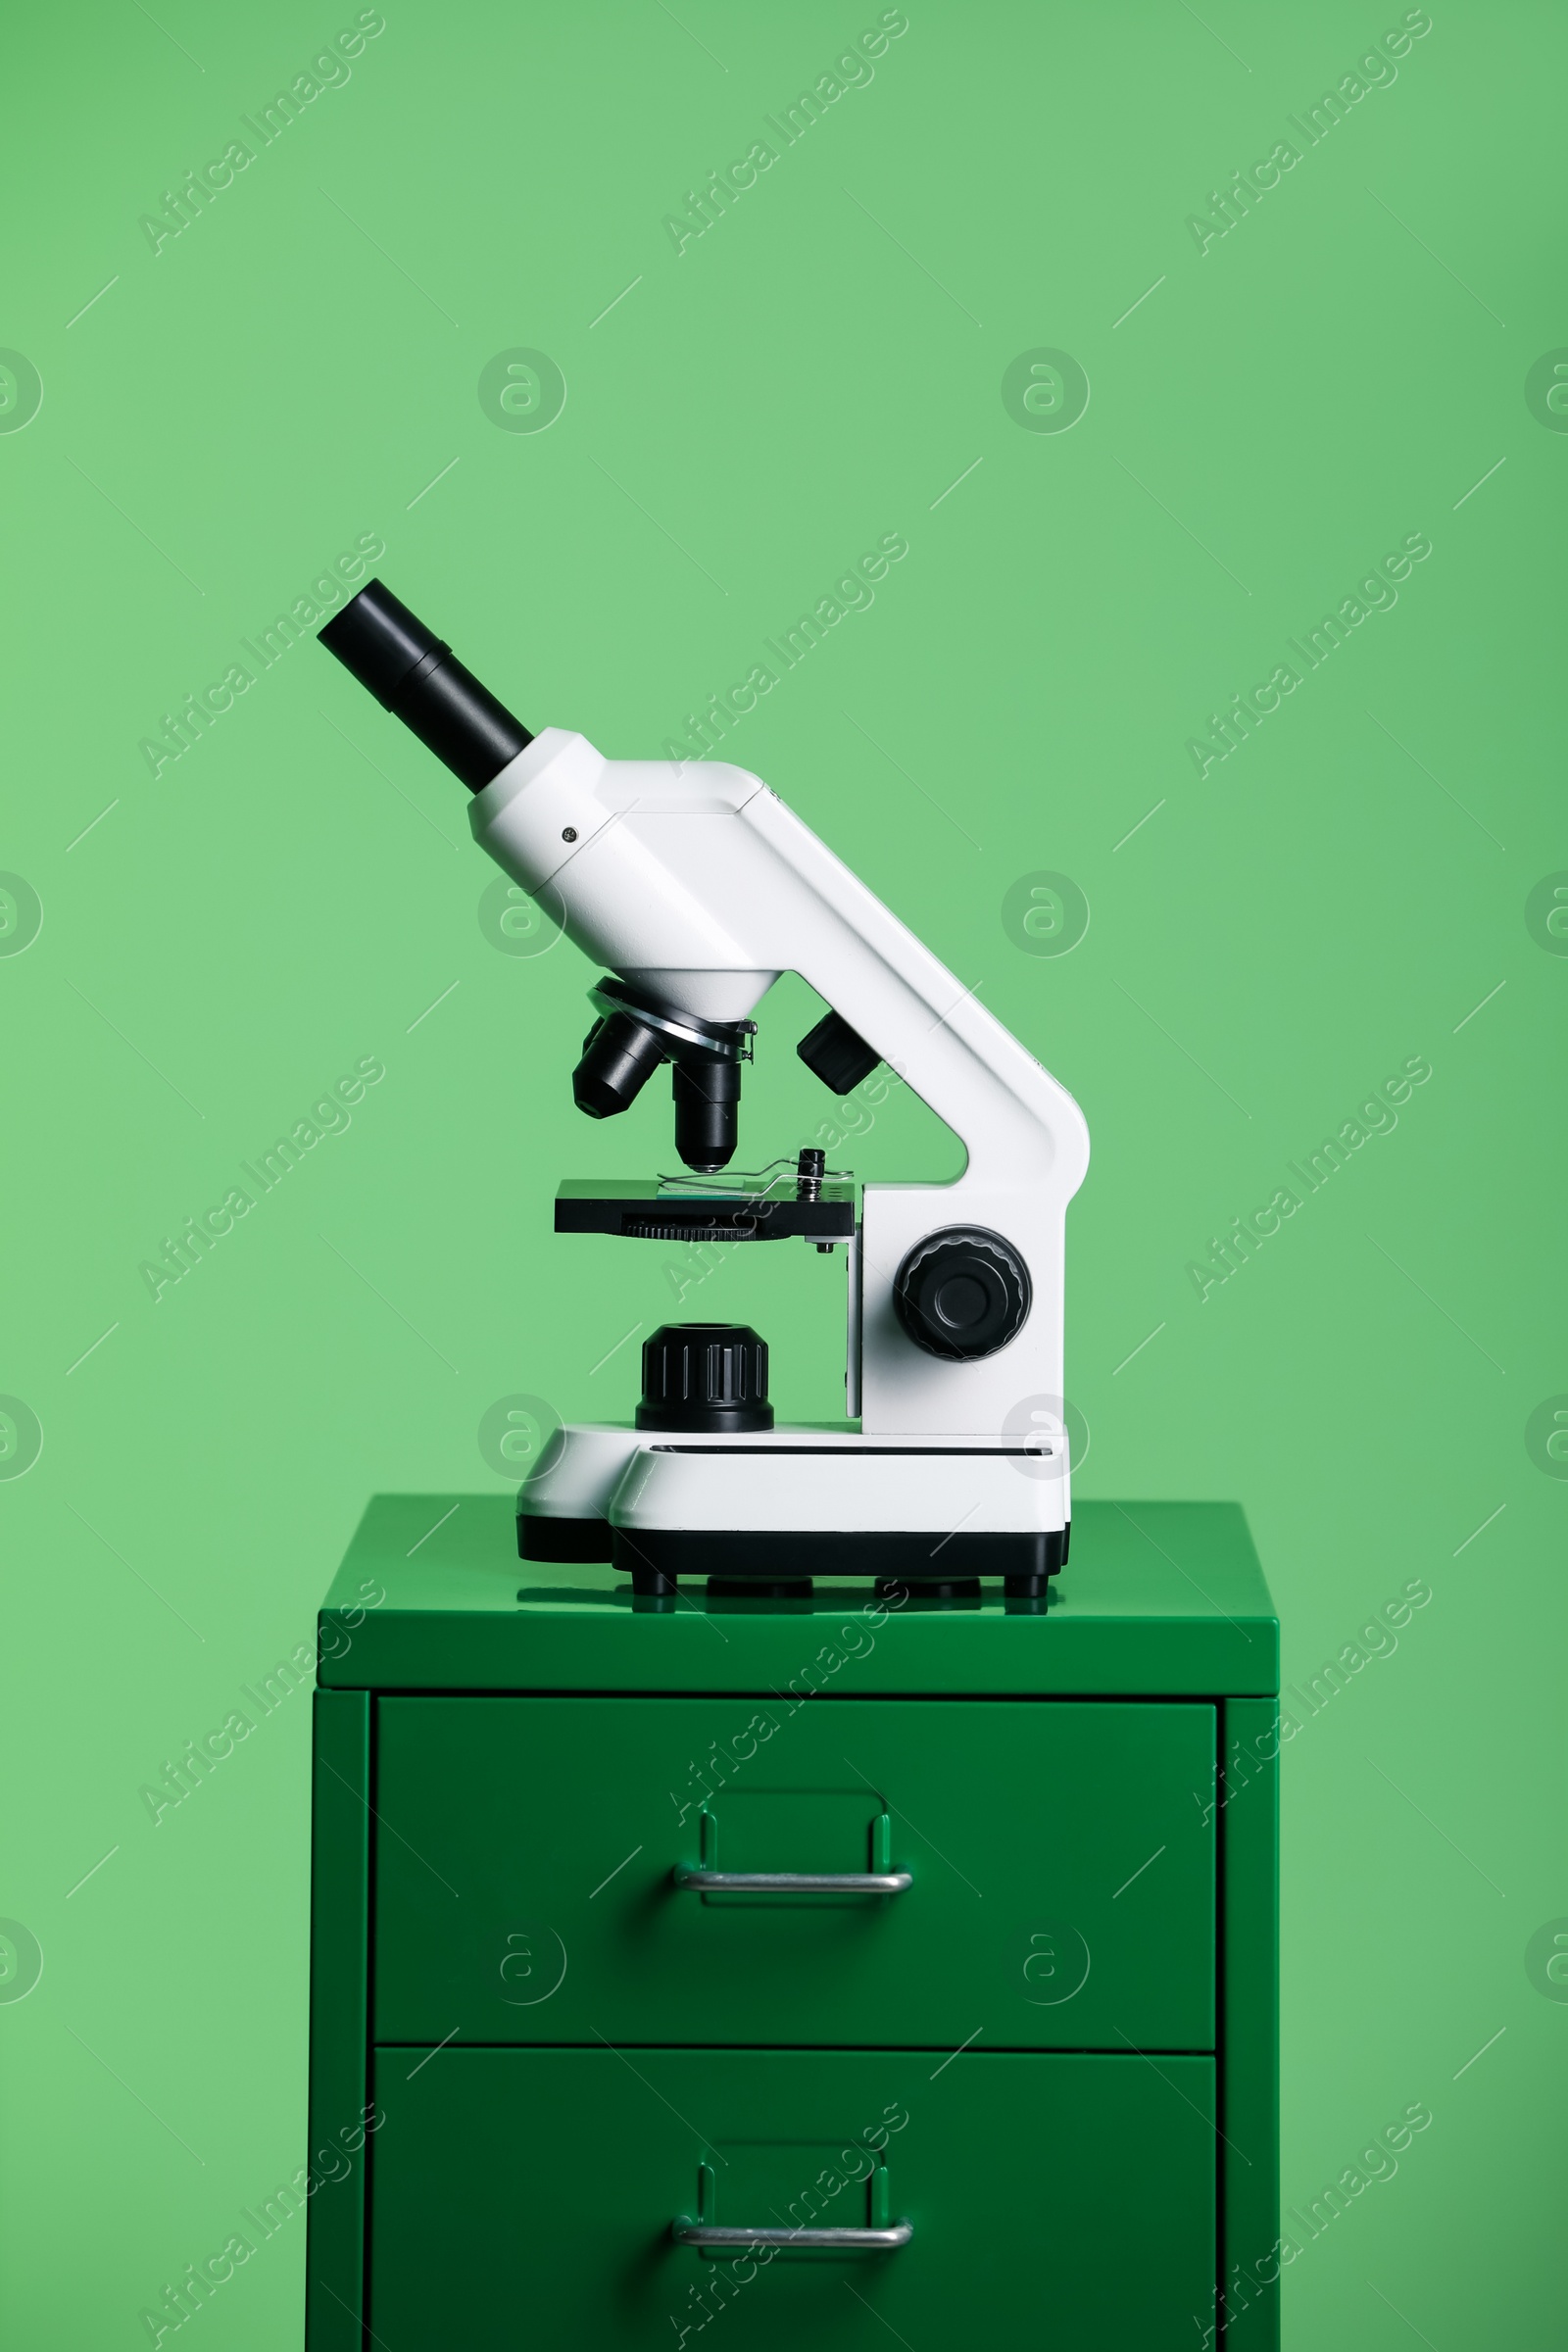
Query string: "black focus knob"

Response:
xmin=893 ymin=1228 xmax=1031 ymax=1361
xmin=636 ymin=1323 xmax=773 ymax=1433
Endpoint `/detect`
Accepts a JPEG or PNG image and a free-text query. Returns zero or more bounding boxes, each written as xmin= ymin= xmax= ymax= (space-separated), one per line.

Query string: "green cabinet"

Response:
xmin=308 ymin=1497 xmax=1279 ymax=2350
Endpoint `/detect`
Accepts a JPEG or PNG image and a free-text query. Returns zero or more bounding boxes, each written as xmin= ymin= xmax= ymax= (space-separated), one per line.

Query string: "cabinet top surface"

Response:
xmin=319 ymin=1496 xmax=1278 ymax=1697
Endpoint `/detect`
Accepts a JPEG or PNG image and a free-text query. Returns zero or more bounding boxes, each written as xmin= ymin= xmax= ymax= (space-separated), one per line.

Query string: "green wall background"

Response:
xmin=2 ymin=2 xmax=1560 ymax=2342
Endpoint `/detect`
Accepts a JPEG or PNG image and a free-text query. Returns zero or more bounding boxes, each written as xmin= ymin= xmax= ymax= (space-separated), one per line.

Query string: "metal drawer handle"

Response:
xmin=672 ymin=1869 xmax=911 ymax=1894
xmin=673 ymin=2219 xmax=913 ymax=2250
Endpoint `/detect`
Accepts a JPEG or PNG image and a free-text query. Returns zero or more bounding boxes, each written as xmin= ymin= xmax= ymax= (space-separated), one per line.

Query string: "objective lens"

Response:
xmin=672 ymin=1056 xmax=740 ymax=1173
xmin=569 ymin=979 xmax=749 ymax=1167
xmin=572 ymin=1012 xmax=667 ymax=1119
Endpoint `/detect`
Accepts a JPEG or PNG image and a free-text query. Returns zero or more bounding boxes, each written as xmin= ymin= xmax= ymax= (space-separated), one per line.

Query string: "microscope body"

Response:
xmin=318 ymin=582 xmax=1090 ymax=1597
xmin=471 ymin=726 xmax=1090 ymax=1592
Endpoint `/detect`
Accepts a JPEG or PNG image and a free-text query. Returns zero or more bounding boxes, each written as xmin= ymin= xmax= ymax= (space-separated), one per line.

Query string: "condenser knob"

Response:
xmin=636 ymin=1322 xmax=773 ymax=1433
xmin=892 ymin=1228 xmax=1031 ymax=1361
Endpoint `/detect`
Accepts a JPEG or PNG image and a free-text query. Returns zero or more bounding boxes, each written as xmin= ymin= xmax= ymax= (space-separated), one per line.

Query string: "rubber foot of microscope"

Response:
xmin=629 ymin=1564 xmax=679 ymax=1600
xmin=1004 ymin=1572 xmax=1053 ymax=1603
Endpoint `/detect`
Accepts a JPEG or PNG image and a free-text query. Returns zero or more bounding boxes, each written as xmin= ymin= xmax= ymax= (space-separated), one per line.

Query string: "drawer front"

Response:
xmin=368 ymin=2045 xmax=1215 ymax=2348
xmin=373 ymin=1695 xmax=1214 ymax=2049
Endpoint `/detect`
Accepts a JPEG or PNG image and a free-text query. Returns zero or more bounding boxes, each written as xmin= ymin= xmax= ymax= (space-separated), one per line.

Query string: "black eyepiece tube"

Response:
xmin=318 ymin=578 xmax=532 ymax=793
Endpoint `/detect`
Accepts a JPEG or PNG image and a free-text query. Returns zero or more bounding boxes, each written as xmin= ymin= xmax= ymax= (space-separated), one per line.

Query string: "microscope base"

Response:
xmin=614 ymin=1523 xmax=1067 ymax=1593
xmin=519 ymin=1422 xmax=1071 ymax=1593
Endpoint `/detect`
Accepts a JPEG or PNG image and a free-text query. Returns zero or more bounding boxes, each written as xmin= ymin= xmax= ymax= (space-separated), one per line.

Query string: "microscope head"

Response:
xmin=319 ymin=579 xmax=750 ymax=1171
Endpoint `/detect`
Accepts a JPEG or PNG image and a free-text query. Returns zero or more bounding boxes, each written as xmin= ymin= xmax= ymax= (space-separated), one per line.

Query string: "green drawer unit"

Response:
xmin=373 ymin=1694 xmax=1216 ymax=2051
xmin=308 ymin=1496 xmax=1280 ymax=2352
xmin=368 ymin=2047 xmax=1217 ymax=2348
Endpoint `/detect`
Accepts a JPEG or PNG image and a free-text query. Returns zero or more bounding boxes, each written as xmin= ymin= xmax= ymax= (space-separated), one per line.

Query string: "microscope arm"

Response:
xmin=472 ymin=729 xmax=1090 ymax=1436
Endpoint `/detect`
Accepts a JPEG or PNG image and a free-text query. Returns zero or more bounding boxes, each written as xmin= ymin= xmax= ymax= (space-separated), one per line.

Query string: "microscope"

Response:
xmin=320 ymin=581 xmax=1090 ymax=1603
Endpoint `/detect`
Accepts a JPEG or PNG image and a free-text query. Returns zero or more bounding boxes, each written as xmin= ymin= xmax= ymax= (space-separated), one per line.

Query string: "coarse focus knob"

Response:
xmin=892 ymin=1228 xmax=1031 ymax=1361
xmin=636 ymin=1323 xmax=773 ymax=1434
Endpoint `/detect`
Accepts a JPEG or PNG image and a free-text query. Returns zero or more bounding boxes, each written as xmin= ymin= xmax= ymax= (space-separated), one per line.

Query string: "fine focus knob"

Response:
xmin=636 ymin=1323 xmax=773 ymax=1434
xmin=893 ymin=1228 xmax=1031 ymax=1361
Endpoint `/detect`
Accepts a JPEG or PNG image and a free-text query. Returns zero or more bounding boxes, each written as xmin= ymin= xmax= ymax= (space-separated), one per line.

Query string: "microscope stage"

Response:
xmin=555 ymin=1178 xmax=855 ymax=1243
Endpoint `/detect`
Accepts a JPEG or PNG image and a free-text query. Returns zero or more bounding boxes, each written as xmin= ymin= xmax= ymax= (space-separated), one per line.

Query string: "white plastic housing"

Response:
xmin=617 ymin=1442 xmax=1064 ymax=1538
xmin=522 ymin=1422 xmax=1069 ymax=1544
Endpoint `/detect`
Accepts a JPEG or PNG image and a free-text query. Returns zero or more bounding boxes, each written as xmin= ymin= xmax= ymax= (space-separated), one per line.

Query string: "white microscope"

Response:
xmin=320 ymin=582 xmax=1090 ymax=1604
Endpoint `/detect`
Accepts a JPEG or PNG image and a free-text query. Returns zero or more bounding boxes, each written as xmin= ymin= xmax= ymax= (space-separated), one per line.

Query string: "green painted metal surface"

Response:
xmin=367 ymin=2047 xmax=1217 ymax=2349
xmin=322 ymin=1494 xmax=1278 ymax=1696
xmin=310 ymin=1497 xmax=1278 ymax=2347
xmin=372 ymin=1694 xmax=1216 ymax=2050
xmin=305 ymin=1690 xmax=370 ymax=2352
xmin=1220 ymin=1696 xmax=1282 ymax=2349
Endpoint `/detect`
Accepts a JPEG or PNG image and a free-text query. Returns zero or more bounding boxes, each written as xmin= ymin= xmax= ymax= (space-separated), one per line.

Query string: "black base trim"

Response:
xmin=517 ymin=1514 xmax=611 ymax=1563
xmin=707 ymin=1577 xmax=813 ymax=1600
xmin=878 ymin=1576 xmax=983 ymax=1607
xmin=612 ymin=1525 xmax=1067 ymax=1595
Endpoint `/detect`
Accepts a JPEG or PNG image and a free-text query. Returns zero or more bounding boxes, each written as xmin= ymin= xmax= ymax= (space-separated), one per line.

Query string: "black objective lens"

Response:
xmin=318 ymin=579 xmax=531 ymax=792
xmin=672 ymin=1055 xmax=740 ymax=1174
xmin=572 ymin=1013 xmax=667 ymax=1120
xmin=571 ymin=982 xmax=748 ymax=1171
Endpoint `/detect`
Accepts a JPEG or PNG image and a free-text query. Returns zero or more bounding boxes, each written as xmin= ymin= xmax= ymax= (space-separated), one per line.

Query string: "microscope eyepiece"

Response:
xmin=318 ymin=579 xmax=532 ymax=793
xmin=318 ymin=600 xmax=760 ymax=1172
